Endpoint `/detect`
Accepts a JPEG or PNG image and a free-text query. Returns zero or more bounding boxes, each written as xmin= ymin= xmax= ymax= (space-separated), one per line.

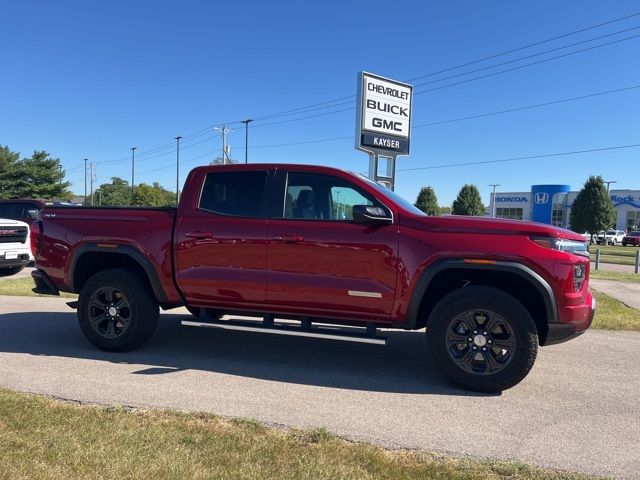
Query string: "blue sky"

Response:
xmin=2 ymin=0 xmax=639 ymax=205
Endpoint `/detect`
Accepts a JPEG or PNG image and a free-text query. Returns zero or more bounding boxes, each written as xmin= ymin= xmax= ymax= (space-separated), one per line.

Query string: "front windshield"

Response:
xmin=356 ymin=173 xmax=426 ymax=216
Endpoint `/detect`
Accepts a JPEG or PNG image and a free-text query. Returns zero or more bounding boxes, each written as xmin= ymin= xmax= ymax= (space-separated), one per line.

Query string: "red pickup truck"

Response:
xmin=32 ymin=164 xmax=594 ymax=392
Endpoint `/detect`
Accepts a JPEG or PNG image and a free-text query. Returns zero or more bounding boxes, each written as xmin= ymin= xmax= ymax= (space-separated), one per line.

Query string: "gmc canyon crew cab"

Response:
xmin=0 ymin=218 xmax=33 ymax=276
xmin=31 ymin=164 xmax=595 ymax=392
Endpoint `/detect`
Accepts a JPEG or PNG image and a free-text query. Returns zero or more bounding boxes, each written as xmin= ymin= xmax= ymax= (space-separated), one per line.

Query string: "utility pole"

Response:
xmin=604 ymin=180 xmax=617 ymax=192
xmin=131 ymin=147 xmax=137 ymax=204
xmin=90 ymin=163 xmax=96 ymax=206
xmin=84 ymin=158 xmax=88 ymax=205
xmin=242 ymin=119 xmax=253 ymax=163
xmin=214 ymin=125 xmax=233 ymax=164
xmin=175 ymin=136 xmax=182 ymax=206
xmin=489 ymin=184 xmax=500 ymax=218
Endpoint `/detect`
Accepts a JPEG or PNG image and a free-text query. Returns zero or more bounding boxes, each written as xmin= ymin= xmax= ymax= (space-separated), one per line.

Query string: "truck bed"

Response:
xmin=35 ymin=206 xmax=181 ymax=304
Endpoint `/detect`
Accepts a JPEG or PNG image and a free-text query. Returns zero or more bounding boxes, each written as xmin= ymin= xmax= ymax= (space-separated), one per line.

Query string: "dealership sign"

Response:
xmin=356 ymin=72 xmax=413 ymax=155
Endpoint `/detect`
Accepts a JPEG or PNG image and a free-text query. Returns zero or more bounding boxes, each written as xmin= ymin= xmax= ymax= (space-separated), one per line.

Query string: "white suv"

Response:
xmin=595 ymin=229 xmax=626 ymax=246
xmin=0 ymin=218 xmax=33 ymax=276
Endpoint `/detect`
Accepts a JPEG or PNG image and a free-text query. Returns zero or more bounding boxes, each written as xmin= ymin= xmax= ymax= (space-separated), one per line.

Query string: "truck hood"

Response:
xmin=401 ymin=214 xmax=586 ymax=241
xmin=0 ymin=218 xmax=29 ymax=228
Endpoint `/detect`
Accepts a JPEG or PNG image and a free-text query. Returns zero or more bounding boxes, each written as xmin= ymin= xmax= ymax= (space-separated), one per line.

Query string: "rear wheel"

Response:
xmin=78 ymin=269 xmax=159 ymax=351
xmin=426 ymin=286 xmax=538 ymax=392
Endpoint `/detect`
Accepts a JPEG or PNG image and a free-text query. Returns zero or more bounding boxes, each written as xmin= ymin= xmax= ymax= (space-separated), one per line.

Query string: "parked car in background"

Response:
xmin=595 ymin=229 xmax=626 ymax=245
xmin=622 ymin=231 xmax=640 ymax=247
xmin=0 ymin=218 xmax=33 ymax=276
xmin=0 ymin=199 xmax=44 ymax=225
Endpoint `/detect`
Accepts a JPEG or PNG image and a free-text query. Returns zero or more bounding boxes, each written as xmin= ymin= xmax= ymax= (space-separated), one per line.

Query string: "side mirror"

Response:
xmin=352 ymin=205 xmax=392 ymax=224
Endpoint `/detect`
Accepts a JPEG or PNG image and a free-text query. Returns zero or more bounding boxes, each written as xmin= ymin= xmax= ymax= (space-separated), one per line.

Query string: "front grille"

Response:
xmin=0 ymin=226 xmax=28 ymax=244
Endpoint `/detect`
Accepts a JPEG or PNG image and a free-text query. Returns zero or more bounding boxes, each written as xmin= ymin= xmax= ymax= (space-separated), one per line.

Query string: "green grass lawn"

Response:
xmin=592 ymin=291 xmax=640 ymax=331
xmin=0 ymin=277 xmax=76 ymax=298
xmin=589 ymin=244 xmax=640 ymax=265
xmin=590 ymin=269 xmax=640 ymax=284
xmin=0 ymin=388 xmax=595 ymax=480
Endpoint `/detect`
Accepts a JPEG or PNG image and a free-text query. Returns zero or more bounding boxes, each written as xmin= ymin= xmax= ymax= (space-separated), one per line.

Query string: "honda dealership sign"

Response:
xmin=356 ymin=71 xmax=413 ymax=155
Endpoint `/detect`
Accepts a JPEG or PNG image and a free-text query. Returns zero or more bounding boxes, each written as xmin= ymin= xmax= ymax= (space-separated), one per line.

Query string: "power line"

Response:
xmin=124 ymin=83 xmax=640 ymax=173
xmin=72 ymin=12 xmax=640 ymax=167
xmin=413 ymin=25 xmax=640 ymax=89
xmin=396 ymin=143 xmax=640 ymax=172
xmin=407 ymin=11 xmax=640 ymax=82
xmin=241 ymin=12 xmax=640 ymax=122
xmin=415 ymin=33 xmax=640 ymax=96
xmin=413 ymin=84 xmax=640 ymax=128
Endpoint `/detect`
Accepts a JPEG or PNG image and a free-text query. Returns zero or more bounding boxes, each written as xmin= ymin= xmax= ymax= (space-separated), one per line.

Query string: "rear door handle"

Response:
xmin=273 ymin=235 xmax=304 ymax=242
xmin=185 ymin=231 xmax=213 ymax=239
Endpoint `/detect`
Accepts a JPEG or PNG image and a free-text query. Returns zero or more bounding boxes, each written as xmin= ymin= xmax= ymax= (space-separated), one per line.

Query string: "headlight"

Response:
xmin=531 ymin=237 xmax=590 ymax=258
xmin=573 ymin=264 xmax=586 ymax=292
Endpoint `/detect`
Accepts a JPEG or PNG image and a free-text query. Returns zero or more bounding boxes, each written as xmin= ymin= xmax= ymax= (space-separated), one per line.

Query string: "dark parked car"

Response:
xmin=622 ymin=231 xmax=640 ymax=247
xmin=0 ymin=199 xmax=44 ymax=224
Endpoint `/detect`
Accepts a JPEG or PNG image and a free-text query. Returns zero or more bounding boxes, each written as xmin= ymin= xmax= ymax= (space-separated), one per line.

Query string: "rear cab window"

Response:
xmin=198 ymin=170 xmax=268 ymax=218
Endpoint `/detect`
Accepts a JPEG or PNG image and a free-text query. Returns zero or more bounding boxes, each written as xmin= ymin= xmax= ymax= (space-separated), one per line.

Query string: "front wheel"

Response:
xmin=78 ymin=268 xmax=159 ymax=352
xmin=426 ymin=286 xmax=538 ymax=392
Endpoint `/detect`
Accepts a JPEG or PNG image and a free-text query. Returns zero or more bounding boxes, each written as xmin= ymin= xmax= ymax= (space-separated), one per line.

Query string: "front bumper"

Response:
xmin=544 ymin=291 xmax=596 ymax=345
xmin=0 ymin=252 xmax=31 ymax=269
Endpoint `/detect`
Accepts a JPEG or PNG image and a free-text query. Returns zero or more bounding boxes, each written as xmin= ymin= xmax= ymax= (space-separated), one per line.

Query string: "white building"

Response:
xmin=489 ymin=186 xmax=640 ymax=232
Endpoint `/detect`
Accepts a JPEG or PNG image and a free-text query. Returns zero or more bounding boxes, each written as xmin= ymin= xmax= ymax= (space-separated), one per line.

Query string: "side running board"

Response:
xmin=181 ymin=314 xmax=387 ymax=345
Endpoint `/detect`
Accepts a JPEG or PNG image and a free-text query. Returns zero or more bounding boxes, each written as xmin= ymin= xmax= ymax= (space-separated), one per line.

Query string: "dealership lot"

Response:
xmin=0 ymin=295 xmax=638 ymax=478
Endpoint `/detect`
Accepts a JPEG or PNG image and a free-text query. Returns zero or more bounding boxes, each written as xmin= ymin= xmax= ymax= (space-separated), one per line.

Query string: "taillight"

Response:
xmin=30 ymin=220 xmax=42 ymax=258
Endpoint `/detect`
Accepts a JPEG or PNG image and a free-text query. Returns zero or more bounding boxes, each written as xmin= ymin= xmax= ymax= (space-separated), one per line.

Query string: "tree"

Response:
xmin=570 ymin=176 xmax=616 ymax=241
xmin=133 ymin=182 xmax=176 ymax=207
xmin=4 ymin=150 xmax=71 ymax=200
xmin=452 ymin=184 xmax=485 ymax=216
xmin=93 ymin=177 xmax=131 ymax=206
xmin=414 ymin=186 xmax=439 ymax=215
xmin=0 ymin=145 xmax=20 ymax=199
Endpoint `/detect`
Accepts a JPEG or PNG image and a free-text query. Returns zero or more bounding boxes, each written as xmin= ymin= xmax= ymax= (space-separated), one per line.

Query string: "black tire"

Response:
xmin=185 ymin=306 xmax=224 ymax=321
xmin=78 ymin=268 xmax=159 ymax=352
xmin=0 ymin=266 xmax=25 ymax=277
xmin=426 ymin=286 xmax=538 ymax=393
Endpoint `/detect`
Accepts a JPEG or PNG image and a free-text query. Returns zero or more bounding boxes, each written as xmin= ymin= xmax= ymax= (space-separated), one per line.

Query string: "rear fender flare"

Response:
xmin=68 ymin=243 xmax=169 ymax=304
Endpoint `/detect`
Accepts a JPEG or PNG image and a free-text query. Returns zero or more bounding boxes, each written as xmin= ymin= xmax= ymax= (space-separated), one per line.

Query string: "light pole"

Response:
xmin=131 ymin=147 xmax=137 ymax=204
xmin=214 ymin=125 xmax=233 ymax=164
xmin=489 ymin=184 xmax=500 ymax=218
xmin=604 ymin=180 xmax=617 ymax=192
xmin=84 ymin=158 xmax=88 ymax=205
xmin=175 ymin=136 xmax=182 ymax=206
xmin=242 ymin=119 xmax=253 ymax=163
xmin=90 ymin=162 xmax=95 ymax=206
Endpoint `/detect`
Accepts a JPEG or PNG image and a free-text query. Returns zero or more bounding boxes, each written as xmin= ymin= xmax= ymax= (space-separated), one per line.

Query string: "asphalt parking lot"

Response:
xmin=0 ymin=295 xmax=638 ymax=478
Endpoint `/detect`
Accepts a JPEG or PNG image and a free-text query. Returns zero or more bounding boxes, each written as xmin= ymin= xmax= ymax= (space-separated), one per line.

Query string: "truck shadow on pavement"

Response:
xmin=0 ymin=310 xmax=497 ymax=397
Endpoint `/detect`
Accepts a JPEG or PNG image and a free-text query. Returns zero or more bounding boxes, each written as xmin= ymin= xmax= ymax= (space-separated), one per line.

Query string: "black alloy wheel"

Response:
xmin=426 ymin=286 xmax=538 ymax=392
xmin=87 ymin=286 xmax=132 ymax=339
xmin=445 ymin=309 xmax=516 ymax=376
xmin=78 ymin=268 xmax=159 ymax=352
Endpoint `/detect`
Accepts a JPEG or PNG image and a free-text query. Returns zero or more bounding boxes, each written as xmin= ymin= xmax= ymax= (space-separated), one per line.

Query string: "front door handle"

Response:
xmin=185 ymin=231 xmax=213 ymax=239
xmin=273 ymin=234 xmax=304 ymax=242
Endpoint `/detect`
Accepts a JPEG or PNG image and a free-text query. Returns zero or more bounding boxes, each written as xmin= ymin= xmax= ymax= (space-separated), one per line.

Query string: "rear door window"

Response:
xmin=199 ymin=171 xmax=268 ymax=218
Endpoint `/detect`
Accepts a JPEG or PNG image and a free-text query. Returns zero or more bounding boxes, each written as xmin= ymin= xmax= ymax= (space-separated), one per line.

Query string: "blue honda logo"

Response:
xmin=535 ymin=192 xmax=549 ymax=204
